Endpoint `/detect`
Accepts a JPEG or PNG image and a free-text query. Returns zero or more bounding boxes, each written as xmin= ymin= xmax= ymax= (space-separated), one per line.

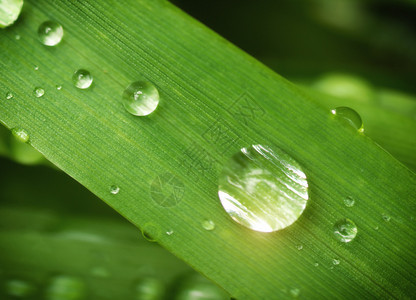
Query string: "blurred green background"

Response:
xmin=1 ymin=0 xmax=415 ymax=299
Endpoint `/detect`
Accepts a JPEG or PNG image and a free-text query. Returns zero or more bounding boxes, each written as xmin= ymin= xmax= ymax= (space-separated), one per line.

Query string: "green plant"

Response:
xmin=1 ymin=0 xmax=415 ymax=298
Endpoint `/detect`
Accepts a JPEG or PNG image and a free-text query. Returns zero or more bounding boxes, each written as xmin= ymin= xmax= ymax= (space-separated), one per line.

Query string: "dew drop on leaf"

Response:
xmin=0 ymin=0 xmax=24 ymax=28
xmin=202 ymin=220 xmax=215 ymax=231
xmin=38 ymin=21 xmax=64 ymax=46
xmin=33 ymin=87 xmax=45 ymax=98
xmin=6 ymin=92 xmax=13 ymax=99
xmin=218 ymin=144 xmax=309 ymax=233
xmin=122 ymin=81 xmax=160 ymax=116
xmin=73 ymin=69 xmax=93 ymax=89
xmin=11 ymin=128 xmax=29 ymax=143
xmin=331 ymin=107 xmax=364 ymax=133
xmin=333 ymin=259 xmax=340 ymax=265
xmin=333 ymin=218 xmax=357 ymax=243
xmin=109 ymin=185 xmax=120 ymax=195
xmin=343 ymin=196 xmax=355 ymax=207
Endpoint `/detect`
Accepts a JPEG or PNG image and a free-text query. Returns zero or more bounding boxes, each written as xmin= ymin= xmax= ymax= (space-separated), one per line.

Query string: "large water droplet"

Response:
xmin=333 ymin=218 xmax=357 ymax=243
xmin=331 ymin=107 xmax=364 ymax=133
xmin=133 ymin=278 xmax=164 ymax=300
xmin=218 ymin=144 xmax=309 ymax=233
xmin=6 ymin=91 xmax=13 ymax=99
xmin=34 ymin=87 xmax=45 ymax=98
xmin=5 ymin=279 xmax=35 ymax=297
xmin=38 ymin=21 xmax=64 ymax=46
xmin=11 ymin=128 xmax=29 ymax=143
xmin=0 ymin=0 xmax=23 ymax=28
xmin=343 ymin=196 xmax=355 ymax=207
xmin=73 ymin=69 xmax=93 ymax=89
xmin=122 ymin=81 xmax=160 ymax=116
xmin=201 ymin=220 xmax=215 ymax=231
xmin=46 ymin=275 xmax=86 ymax=300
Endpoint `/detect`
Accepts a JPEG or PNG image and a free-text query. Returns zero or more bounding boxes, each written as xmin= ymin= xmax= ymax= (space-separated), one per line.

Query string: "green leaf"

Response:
xmin=1 ymin=0 xmax=415 ymax=298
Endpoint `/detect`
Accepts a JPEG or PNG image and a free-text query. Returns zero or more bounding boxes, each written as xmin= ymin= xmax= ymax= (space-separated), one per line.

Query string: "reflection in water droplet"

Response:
xmin=290 ymin=288 xmax=300 ymax=298
xmin=333 ymin=218 xmax=357 ymax=243
xmin=133 ymin=278 xmax=164 ymax=300
xmin=73 ymin=69 xmax=93 ymax=89
xmin=5 ymin=279 xmax=35 ymax=297
xmin=34 ymin=87 xmax=45 ymax=98
xmin=333 ymin=259 xmax=340 ymax=265
xmin=34 ymin=65 xmax=39 ymax=71
xmin=6 ymin=92 xmax=13 ymax=99
xmin=38 ymin=21 xmax=64 ymax=46
xmin=202 ymin=220 xmax=215 ymax=231
xmin=56 ymin=85 xmax=62 ymax=90
xmin=343 ymin=196 xmax=355 ymax=207
xmin=109 ymin=185 xmax=120 ymax=195
xmin=295 ymin=244 xmax=303 ymax=250
xmin=122 ymin=81 xmax=160 ymax=116
xmin=218 ymin=145 xmax=309 ymax=233
xmin=382 ymin=214 xmax=391 ymax=222
xmin=331 ymin=107 xmax=364 ymax=133
xmin=11 ymin=128 xmax=29 ymax=143
xmin=46 ymin=275 xmax=86 ymax=300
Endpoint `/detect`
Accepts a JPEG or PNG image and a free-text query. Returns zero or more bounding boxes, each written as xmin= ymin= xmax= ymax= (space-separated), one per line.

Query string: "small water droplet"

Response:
xmin=15 ymin=34 xmax=21 ymax=40
xmin=122 ymin=81 xmax=160 ymax=116
xmin=11 ymin=128 xmax=29 ymax=143
xmin=166 ymin=229 xmax=174 ymax=236
xmin=72 ymin=69 xmax=93 ymax=89
xmin=56 ymin=85 xmax=62 ymax=90
xmin=331 ymin=107 xmax=364 ymax=133
xmin=46 ymin=275 xmax=86 ymax=300
xmin=109 ymin=185 xmax=120 ymax=195
xmin=218 ymin=144 xmax=309 ymax=233
xmin=314 ymin=262 xmax=319 ymax=267
xmin=374 ymin=226 xmax=379 ymax=230
xmin=34 ymin=65 xmax=39 ymax=71
xmin=133 ymin=278 xmax=164 ymax=300
xmin=202 ymin=220 xmax=215 ymax=231
xmin=382 ymin=214 xmax=391 ymax=222
xmin=290 ymin=288 xmax=300 ymax=298
xmin=296 ymin=244 xmax=303 ymax=250
xmin=38 ymin=21 xmax=64 ymax=46
xmin=141 ymin=223 xmax=160 ymax=242
xmin=34 ymin=87 xmax=45 ymax=98
xmin=333 ymin=218 xmax=357 ymax=243
xmin=333 ymin=259 xmax=340 ymax=265
xmin=6 ymin=92 xmax=13 ymax=99
xmin=343 ymin=196 xmax=355 ymax=207
xmin=5 ymin=279 xmax=35 ymax=297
